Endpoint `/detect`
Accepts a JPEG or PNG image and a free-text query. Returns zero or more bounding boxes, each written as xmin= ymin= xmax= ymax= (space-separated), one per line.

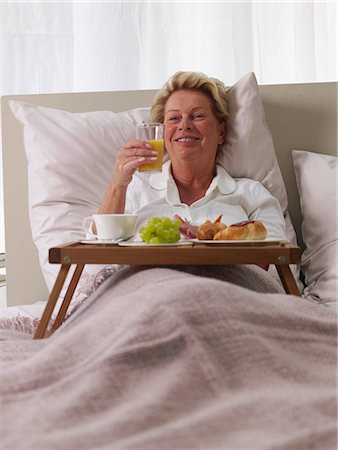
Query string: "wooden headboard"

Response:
xmin=2 ymin=82 xmax=337 ymax=306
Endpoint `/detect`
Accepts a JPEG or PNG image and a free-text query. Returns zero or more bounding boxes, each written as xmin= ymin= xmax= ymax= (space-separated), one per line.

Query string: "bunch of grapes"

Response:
xmin=139 ymin=217 xmax=181 ymax=244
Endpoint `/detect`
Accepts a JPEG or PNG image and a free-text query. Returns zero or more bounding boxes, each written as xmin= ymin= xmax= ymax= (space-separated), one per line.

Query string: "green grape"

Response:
xmin=162 ymin=229 xmax=170 ymax=241
xmin=155 ymin=225 xmax=165 ymax=238
xmin=161 ymin=217 xmax=172 ymax=227
xmin=139 ymin=216 xmax=182 ymax=244
xmin=173 ymin=219 xmax=181 ymax=228
xmin=168 ymin=229 xmax=179 ymax=243
xmin=148 ymin=224 xmax=156 ymax=233
xmin=148 ymin=217 xmax=161 ymax=225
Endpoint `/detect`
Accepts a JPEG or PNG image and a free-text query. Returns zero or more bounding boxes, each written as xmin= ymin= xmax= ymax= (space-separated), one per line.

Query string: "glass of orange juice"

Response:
xmin=136 ymin=122 xmax=164 ymax=172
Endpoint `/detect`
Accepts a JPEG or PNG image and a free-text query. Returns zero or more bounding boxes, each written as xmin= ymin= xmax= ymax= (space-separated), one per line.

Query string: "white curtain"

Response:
xmin=0 ymin=0 xmax=337 ymax=250
xmin=2 ymin=1 xmax=337 ymax=95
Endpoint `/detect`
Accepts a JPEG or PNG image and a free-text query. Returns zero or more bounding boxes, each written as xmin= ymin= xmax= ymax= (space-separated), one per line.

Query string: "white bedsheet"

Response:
xmin=0 ymin=275 xmax=91 ymax=335
xmin=0 ymin=301 xmax=46 ymax=335
xmin=0 ymin=301 xmax=46 ymax=320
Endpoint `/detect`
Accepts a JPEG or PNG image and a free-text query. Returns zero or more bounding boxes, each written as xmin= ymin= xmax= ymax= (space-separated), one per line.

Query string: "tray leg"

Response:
xmin=34 ymin=265 xmax=71 ymax=339
xmin=51 ymin=264 xmax=85 ymax=332
xmin=276 ymin=265 xmax=301 ymax=296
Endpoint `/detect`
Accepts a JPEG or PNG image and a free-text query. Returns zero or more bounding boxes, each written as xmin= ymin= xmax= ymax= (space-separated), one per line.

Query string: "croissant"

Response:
xmin=197 ymin=220 xmax=227 ymax=240
xmin=213 ymin=220 xmax=267 ymax=240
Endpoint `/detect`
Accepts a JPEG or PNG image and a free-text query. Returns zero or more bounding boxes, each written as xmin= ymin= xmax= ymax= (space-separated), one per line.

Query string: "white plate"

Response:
xmin=191 ymin=238 xmax=284 ymax=245
xmin=118 ymin=239 xmax=193 ymax=247
xmin=80 ymin=239 xmax=125 ymax=245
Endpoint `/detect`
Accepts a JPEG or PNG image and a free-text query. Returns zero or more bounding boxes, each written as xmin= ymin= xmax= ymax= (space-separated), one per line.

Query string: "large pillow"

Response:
xmin=219 ymin=72 xmax=288 ymax=211
xmin=10 ymin=71 xmax=292 ymax=292
xmin=9 ymin=104 xmax=150 ymax=291
xmin=292 ymin=150 xmax=337 ymax=306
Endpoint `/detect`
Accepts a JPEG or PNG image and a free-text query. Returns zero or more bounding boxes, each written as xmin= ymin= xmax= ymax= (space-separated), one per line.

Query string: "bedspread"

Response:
xmin=0 ymin=265 xmax=337 ymax=450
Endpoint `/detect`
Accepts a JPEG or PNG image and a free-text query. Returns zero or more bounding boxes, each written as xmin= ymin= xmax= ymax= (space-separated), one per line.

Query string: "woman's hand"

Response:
xmin=98 ymin=140 xmax=158 ymax=215
xmin=112 ymin=139 xmax=158 ymax=187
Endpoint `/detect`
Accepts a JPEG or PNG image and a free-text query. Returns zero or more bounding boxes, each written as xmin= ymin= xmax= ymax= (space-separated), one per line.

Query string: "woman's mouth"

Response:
xmin=176 ymin=137 xmax=199 ymax=143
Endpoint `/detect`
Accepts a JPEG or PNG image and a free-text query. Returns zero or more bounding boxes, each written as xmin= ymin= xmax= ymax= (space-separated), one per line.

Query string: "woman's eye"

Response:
xmin=167 ymin=116 xmax=180 ymax=123
xmin=193 ymin=112 xmax=206 ymax=120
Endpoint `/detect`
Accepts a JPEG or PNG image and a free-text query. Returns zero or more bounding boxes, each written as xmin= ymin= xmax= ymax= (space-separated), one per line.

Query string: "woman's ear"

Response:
xmin=218 ymin=122 xmax=226 ymax=145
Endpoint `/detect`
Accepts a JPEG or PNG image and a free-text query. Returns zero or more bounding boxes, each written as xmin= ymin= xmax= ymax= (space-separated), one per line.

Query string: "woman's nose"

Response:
xmin=179 ymin=117 xmax=192 ymax=130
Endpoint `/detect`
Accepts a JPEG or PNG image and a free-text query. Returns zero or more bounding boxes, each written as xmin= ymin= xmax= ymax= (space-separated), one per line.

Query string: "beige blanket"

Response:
xmin=0 ymin=265 xmax=337 ymax=449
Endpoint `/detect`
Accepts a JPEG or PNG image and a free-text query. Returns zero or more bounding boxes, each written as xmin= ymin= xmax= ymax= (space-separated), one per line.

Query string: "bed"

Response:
xmin=0 ymin=73 xmax=337 ymax=449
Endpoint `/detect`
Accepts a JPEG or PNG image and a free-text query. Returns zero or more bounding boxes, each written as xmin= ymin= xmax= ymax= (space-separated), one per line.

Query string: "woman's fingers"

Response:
xmin=121 ymin=155 xmax=157 ymax=174
xmin=120 ymin=140 xmax=158 ymax=161
xmin=124 ymin=139 xmax=152 ymax=150
xmin=112 ymin=140 xmax=158 ymax=186
xmin=121 ymin=139 xmax=155 ymax=158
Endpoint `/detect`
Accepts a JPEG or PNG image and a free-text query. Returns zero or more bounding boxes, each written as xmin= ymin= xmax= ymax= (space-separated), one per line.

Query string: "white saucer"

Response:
xmin=80 ymin=239 xmax=125 ymax=245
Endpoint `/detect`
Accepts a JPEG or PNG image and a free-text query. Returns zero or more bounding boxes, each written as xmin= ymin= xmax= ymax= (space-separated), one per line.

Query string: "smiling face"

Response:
xmin=163 ymin=89 xmax=225 ymax=167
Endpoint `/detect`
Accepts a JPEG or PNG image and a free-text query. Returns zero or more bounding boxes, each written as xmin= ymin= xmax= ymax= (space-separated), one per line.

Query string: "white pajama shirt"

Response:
xmin=125 ymin=161 xmax=287 ymax=241
xmin=84 ymin=161 xmax=287 ymax=276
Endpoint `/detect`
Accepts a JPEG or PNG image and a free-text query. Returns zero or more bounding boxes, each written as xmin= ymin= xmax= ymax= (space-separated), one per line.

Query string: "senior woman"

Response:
xmin=98 ymin=71 xmax=286 ymax=241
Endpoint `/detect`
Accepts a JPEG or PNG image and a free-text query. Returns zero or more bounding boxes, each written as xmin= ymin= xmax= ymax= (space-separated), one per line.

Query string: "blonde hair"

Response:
xmin=151 ymin=71 xmax=229 ymax=124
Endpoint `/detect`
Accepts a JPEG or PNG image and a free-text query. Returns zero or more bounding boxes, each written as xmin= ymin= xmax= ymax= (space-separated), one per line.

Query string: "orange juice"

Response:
xmin=138 ymin=139 xmax=164 ymax=172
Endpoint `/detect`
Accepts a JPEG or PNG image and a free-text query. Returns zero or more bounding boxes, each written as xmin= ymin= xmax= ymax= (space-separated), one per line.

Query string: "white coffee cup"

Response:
xmin=82 ymin=214 xmax=138 ymax=241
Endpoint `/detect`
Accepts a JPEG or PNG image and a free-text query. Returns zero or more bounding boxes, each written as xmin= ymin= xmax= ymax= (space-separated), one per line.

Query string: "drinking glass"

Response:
xmin=136 ymin=122 xmax=164 ymax=172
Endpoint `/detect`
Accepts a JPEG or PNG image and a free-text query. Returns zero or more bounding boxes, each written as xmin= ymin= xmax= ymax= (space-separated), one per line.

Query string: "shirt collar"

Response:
xmin=208 ymin=165 xmax=237 ymax=195
xmin=149 ymin=161 xmax=236 ymax=195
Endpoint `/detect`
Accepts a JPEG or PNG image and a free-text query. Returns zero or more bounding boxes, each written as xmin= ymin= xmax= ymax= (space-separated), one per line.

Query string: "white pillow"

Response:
xmin=9 ymin=104 xmax=150 ymax=291
xmin=10 ymin=72 xmax=292 ymax=292
xmin=292 ymin=150 xmax=338 ymax=306
xmin=219 ymin=72 xmax=288 ymax=211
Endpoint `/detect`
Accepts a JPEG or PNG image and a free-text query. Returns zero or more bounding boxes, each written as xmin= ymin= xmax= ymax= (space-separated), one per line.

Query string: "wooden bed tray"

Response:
xmin=34 ymin=241 xmax=301 ymax=339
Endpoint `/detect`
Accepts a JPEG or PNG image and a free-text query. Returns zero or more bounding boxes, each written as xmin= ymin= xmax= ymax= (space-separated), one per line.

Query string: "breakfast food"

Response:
xmin=139 ymin=216 xmax=181 ymax=244
xmin=214 ymin=220 xmax=267 ymax=240
xmin=196 ymin=218 xmax=267 ymax=241
xmin=197 ymin=220 xmax=226 ymax=240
